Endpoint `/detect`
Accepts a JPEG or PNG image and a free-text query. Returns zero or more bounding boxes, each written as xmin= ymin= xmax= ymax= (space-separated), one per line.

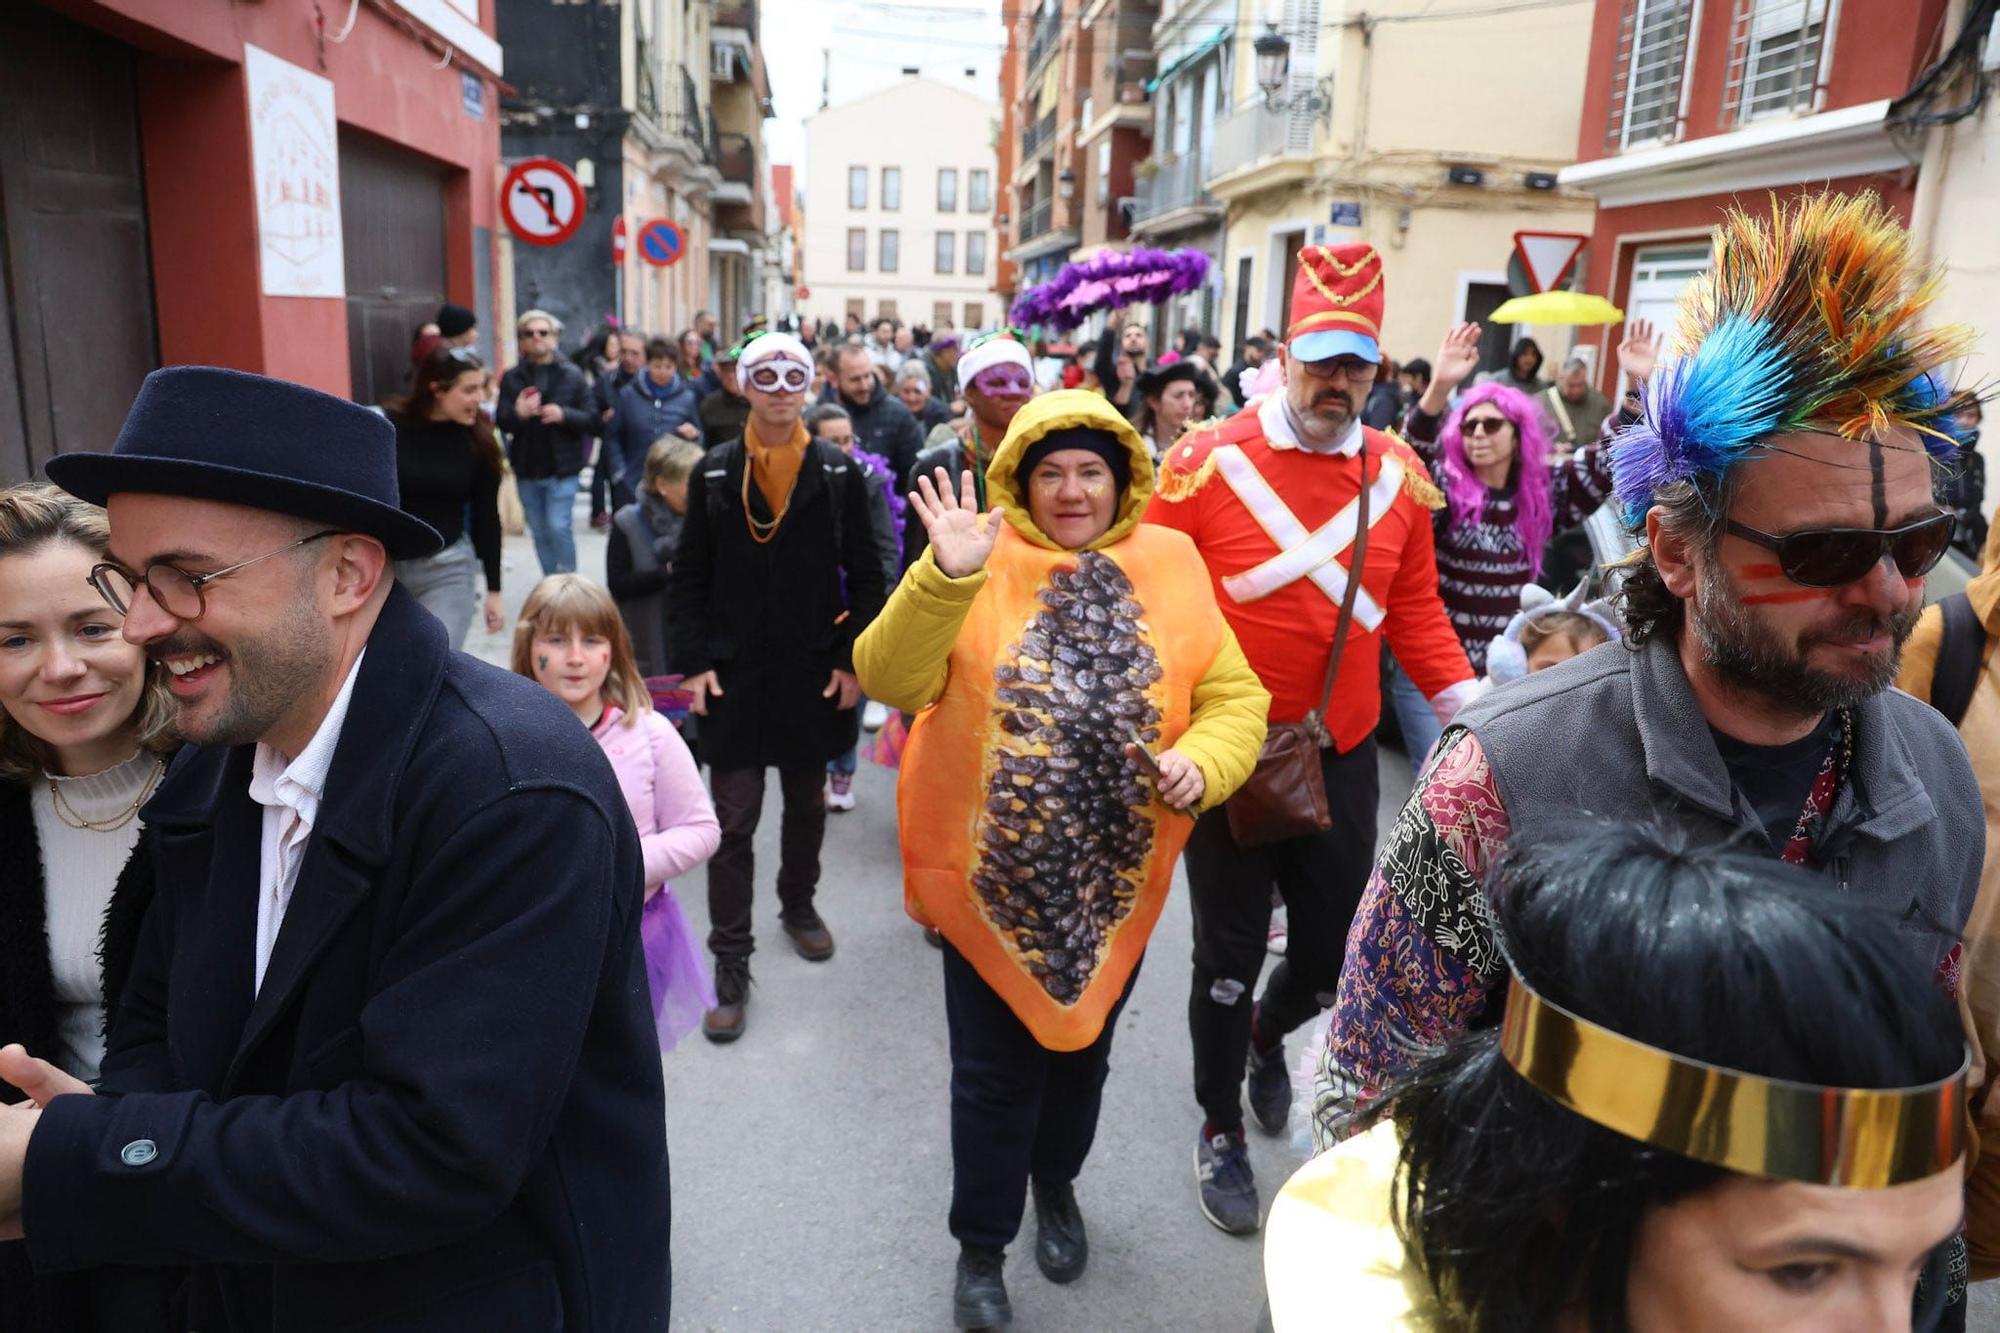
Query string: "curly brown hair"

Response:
xmin=1611 ymin=472 xmax=1735 ymax=648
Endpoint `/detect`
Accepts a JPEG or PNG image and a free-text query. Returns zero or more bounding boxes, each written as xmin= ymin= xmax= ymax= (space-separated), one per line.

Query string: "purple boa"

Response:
xmin=1009 ymin=247 xmax=1211 ymax=333
xmin=853 ymin=446 xmax=907 ymax=549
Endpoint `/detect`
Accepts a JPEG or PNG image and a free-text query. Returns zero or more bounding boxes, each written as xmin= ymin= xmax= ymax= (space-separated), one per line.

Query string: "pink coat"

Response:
xmin=592 ymin=706 xmax=719 ymax=894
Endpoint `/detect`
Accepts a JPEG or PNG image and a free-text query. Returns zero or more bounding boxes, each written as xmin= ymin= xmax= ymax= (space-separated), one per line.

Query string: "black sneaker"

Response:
xmin=1194 ymin=1127 xmax=1260 ymax=1235
xmin=1246 ymin=1037 xmax=1291 ymax=1136
xmin=703 ymin=957 xmax=751 ymax=1043
xmin=953 ymin=1246 xmax=1012 ymax=1329
xmin=1030 ymin=1177 xmax=1087 ymax=1283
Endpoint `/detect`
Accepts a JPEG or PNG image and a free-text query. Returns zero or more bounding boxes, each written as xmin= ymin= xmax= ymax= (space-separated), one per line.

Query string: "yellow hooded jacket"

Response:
xmin=855 ymin=391 xmax=1268 ymax=1049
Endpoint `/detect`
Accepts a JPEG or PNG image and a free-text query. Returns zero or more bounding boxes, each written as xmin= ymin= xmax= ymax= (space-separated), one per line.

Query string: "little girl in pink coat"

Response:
xmin=514 ymin=574 xmax=720 ymax=1048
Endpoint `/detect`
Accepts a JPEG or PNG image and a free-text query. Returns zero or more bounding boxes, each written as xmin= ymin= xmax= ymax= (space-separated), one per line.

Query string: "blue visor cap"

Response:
xmin=1288 ymin=329 xmax=1381 ymax=364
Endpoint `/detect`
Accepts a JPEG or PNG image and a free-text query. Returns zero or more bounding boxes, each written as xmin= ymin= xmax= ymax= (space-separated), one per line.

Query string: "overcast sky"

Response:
xmin=761 ymin=0 xmax=1005 ymax=175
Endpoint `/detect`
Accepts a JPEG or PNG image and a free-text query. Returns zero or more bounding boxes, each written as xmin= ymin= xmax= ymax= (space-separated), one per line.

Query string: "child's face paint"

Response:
xmin=530 ymin=626 xmax=613 ymax=716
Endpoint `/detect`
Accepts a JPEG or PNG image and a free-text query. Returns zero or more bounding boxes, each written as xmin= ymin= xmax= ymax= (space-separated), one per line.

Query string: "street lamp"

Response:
xmin=1254 ymin=24 xmax=1290 ymax=100
xmin=1253 ymin=23 xmax=1331 ymax=120
xmin=1057 ymin=167 xmax=1076 ymax=200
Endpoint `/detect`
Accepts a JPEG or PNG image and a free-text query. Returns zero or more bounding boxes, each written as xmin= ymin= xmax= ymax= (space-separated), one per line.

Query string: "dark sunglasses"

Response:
xmin=1297 ymin=356 xmax=1378 ymax=382
xmin=1463 ymin=416 xmax=1511 ymax=437
xmin=1725 ymin=512 xmax=1956 ymax=588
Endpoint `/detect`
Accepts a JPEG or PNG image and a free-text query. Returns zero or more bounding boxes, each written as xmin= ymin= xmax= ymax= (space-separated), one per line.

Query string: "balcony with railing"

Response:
xmin=1204 ymin=101 xmax=1316 ymax=200
xmin=1018 ymin=198 xmax=1054 ymax=242
xmin=1026 ymin=8 xmax=1062 ymax=74
xmin=1131 ymin=150 xmax=1219 ymax=232
xmin=1021 ymin=109 xmax=1058 ymax=159
xmin=714 ymin=131 xmax=758 ymax=229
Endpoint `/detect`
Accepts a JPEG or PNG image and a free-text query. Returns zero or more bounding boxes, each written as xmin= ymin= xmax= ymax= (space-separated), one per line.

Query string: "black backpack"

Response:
xmin=1930 ymin=591 xmax=1989 ymax=728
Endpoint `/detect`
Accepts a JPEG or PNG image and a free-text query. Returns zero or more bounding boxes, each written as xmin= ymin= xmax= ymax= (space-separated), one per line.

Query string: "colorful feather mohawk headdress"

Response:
xmin=1610 ymin=192 xmax=1977 ymax=525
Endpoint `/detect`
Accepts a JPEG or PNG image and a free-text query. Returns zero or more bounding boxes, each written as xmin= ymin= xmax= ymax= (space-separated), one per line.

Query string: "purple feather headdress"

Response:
xmin=1009 ymin=248 xmax=1211 ymax=333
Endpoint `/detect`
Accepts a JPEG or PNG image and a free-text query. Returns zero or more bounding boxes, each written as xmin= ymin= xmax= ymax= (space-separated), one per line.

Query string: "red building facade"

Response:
xmin=2 ymin=0 xmax=504 ymax=483
xmin=1558 ymin=0 xmax=1949 ymax=389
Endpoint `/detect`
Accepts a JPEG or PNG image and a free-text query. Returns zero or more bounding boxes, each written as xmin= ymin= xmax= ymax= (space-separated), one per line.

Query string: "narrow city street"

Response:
xmin=470 ymin=498 xmax=1415 ymax=1331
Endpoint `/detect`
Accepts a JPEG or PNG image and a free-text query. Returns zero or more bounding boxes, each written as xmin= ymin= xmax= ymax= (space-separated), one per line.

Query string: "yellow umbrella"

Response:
xmin=1489 ymin=291 xmax=1624 ymax=325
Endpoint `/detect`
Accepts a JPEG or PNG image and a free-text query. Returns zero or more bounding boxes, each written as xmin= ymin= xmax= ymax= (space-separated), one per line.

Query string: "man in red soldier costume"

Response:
xmin=1144 ymin=243 xmax=1477 ymax=1234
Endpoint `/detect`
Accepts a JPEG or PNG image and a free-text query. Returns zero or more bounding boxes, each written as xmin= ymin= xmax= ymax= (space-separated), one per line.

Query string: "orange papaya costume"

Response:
xmin=856 ymin=391 xmax=1269 ymax=1052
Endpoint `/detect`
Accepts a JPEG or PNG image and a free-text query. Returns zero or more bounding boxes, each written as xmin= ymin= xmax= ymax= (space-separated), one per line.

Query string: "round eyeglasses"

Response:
xmin=89 ymin=531 xmax=342 ymax=620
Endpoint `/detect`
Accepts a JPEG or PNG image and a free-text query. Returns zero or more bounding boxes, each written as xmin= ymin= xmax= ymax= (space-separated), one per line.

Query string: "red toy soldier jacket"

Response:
xmin=1143 ymin=393 xmax=1477 ymax=753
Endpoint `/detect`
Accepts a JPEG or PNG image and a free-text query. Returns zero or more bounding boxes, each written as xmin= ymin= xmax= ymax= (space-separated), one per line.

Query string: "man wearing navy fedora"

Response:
xmin=0 ymin=367 xmax=671 ymax=1329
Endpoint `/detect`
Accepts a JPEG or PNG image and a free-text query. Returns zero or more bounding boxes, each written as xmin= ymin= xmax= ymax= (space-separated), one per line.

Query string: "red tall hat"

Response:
xmin=1285 ymin=243 xmax=1385 ymax=364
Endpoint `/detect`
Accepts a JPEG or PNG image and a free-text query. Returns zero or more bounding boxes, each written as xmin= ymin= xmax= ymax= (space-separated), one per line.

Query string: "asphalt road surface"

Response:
xmin=474 ymin=497 xmax=2000 ymax=1331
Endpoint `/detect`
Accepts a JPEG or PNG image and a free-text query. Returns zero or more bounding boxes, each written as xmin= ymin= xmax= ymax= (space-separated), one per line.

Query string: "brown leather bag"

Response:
xmin=1224 ymin=445 xmax=1372 ymax=848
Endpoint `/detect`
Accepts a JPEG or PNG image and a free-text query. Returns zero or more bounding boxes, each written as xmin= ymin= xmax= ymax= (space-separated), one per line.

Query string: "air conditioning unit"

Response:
xmin=711 ymin=46 xmax=737 ymax=82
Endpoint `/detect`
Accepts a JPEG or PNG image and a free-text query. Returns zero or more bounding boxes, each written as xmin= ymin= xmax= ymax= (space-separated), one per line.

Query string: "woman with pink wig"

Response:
xmin=1383 ymin=322 xmax=1649 ymax=760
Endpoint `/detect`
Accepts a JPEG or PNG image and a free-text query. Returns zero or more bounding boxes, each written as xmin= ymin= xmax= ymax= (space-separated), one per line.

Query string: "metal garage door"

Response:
xmin=340 ymin=129 xmax=449 ymax=407
xmin=0 ymin=4 xmax=159 ymax=482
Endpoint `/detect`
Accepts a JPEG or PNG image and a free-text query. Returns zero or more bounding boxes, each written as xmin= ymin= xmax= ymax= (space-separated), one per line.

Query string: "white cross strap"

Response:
xmin=1213 ymin=444 xmax=1402 ymax=630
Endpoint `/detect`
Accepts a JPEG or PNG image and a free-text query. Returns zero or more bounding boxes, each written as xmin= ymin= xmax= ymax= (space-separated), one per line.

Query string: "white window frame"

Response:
xmin=848 ymin=166 xmax=868 ymax=210
xmin=1619 ymin=0 xmax=1701 ymax=151
xmin=1737 ymin=0 xmax=1836 ymax=124
xmin=966 ymin=231 xmax=988 ymax=276
xmin=935 ymin=231 xmax=956 ymax=275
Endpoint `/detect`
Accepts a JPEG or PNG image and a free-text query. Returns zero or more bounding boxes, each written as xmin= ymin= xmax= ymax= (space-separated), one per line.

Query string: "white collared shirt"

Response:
xmin=1258 ymin=390 xmax=1363 ymax=457
xmin=246 ymin=650 xmax=365 ymax=994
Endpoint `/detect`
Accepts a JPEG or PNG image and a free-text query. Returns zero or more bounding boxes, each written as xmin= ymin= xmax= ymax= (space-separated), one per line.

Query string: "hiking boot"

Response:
xmin=782 ymin=910 xmax=835 ymax=962
xmin=953 ymin=1246 xmax=1011 ymax=1329
xmin=825 ymin=772 xmax=856 ymax=812
xmin=1030 ymin=1178 xmax=1087 ymax=1284
xmin=1195 ymin=1126 xmax=1260 ymax=1235
xmin=1246 ymin=1030 xmax=1291 ymax=1136
xmin=703 ymin=957 xmax=751 ymax=1043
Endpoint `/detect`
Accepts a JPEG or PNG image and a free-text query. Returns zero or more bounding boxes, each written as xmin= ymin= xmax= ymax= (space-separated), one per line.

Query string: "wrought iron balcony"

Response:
xmin=1018 ymin=198 xmax=1054 ymax=241
xmin=1131 ymin=152 xmax=1215 ymax=225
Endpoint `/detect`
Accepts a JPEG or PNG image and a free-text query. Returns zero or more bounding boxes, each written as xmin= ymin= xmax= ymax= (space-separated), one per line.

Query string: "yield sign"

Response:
xmin=1512 ymin=231 xmax=1588 ymax=294
xmin=500 ymin=158 xmax=586 ymax=248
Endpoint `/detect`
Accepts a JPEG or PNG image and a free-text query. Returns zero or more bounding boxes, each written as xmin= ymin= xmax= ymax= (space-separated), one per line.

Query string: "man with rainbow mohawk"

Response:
xmin=1314 ymin=194 xmax=1986 ymax=1193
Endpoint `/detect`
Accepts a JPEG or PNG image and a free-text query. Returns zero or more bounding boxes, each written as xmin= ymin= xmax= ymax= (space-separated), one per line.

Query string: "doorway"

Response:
xmin=1461 ymin=281 xmax=1513 ymax=375
xmin=340 ymin=129 xmax=449 ymax=407
xmin=0 ymin=4 xmax=159 ymax=482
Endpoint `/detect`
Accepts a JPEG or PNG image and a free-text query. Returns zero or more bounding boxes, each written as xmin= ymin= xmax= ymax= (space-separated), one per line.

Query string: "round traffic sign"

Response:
xmin=638 ymin=218 xmax=686 ymax=268
xmin=612 ymin=216 xmax=628 ymax=264
xmin=501 ymin=158 xmax=586 ymax=248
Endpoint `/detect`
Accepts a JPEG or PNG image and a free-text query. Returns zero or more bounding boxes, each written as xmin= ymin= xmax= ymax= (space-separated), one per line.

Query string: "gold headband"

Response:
xmin=1499 ymin=973 xmax=1968 ymax=1188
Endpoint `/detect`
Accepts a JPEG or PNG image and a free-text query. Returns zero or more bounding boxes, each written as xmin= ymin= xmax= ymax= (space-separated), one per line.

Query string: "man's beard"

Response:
xmin=154 ymin=592 xmax=334 ymax=747
xmin=1690 ymin=561 xmax=1914 ymax=715
xmin=1298 ymin=388 xmax=1353 ymax=438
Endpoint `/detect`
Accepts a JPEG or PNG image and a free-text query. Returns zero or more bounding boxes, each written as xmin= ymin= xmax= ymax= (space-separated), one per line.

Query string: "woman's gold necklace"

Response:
xmin=48 ymin=756 xmax=165 ymax=833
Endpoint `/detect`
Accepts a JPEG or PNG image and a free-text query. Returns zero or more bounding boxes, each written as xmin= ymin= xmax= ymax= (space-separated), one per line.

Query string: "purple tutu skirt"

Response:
xmin=640 ymin=884 xmax=716 ymax=1051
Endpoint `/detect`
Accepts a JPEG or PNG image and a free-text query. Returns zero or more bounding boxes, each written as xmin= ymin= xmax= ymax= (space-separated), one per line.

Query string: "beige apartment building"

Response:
xmin=1208 ymin=0 xmax=1596 ymax=369
xmin=802 ymin=77 xmax=1003 ymax=333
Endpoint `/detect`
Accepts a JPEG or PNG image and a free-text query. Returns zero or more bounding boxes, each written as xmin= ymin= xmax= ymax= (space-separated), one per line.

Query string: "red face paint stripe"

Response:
xmin=1742 ymin=589 xmax=1835 ymax=606
xmin=1741 ymin=563 xmax=1786 ymax=580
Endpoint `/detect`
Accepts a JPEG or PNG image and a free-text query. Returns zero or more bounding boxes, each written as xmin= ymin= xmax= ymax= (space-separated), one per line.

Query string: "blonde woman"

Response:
xmin=0 ymin=483 xmax=176 ymax=1328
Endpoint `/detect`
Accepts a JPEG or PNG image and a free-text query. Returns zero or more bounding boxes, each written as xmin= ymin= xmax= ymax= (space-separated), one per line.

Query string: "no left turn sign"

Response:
xmin=501 ymin=158 xmax=586 ymax=248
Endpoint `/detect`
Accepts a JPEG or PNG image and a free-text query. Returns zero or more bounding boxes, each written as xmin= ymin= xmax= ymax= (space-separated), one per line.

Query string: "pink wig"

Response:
xmin=1438 ymin=382 xmax=1555 ymax=577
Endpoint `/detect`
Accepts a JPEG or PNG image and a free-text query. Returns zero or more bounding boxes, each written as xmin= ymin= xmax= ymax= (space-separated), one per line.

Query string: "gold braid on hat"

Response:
xmin=1499 ymin=969 xmax=1968 ymax=1189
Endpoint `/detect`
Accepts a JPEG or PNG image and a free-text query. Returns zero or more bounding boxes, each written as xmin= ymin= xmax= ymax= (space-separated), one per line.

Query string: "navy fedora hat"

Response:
xmin=45 ymin=366 xmax=444 ymax=559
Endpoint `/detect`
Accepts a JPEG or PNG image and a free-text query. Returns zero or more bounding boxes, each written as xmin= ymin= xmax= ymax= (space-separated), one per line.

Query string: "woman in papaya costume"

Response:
xmin=856 ymin=390 xmax=1268 ymax=1329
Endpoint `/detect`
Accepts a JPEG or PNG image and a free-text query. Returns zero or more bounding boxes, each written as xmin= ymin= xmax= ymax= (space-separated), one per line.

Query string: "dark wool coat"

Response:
xmin=0 ymin=783 xmax=174 ymax=1332
xmin=496 ymin=357 xmax=597 ymax=479
xmin=20 ymin=586 xmax=671 ymax=1331
xmin=667 ymin=436 xmax=888 ymax=770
